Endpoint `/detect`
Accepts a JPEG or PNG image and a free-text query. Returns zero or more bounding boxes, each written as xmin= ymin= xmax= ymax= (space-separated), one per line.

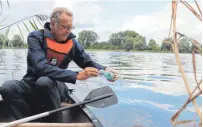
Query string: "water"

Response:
xmin=0 ymin=49 xmax=202 ymax=127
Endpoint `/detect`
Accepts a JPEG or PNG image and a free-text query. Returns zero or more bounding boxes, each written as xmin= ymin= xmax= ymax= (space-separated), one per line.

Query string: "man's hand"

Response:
xmin=105 ymin=67 xmax=118 ymax=82
xmin=76 ymin=67 xmax=99 ymax=80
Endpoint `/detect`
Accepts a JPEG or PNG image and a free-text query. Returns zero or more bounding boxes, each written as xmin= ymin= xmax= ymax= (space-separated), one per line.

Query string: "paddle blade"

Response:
xmin=84 ymin=86 xmax=118 ymax=108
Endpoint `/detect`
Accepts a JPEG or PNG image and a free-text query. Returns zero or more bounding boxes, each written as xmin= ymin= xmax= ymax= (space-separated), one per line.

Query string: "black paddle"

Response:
xmin=0 ymin=86 xmax=118 ymax=127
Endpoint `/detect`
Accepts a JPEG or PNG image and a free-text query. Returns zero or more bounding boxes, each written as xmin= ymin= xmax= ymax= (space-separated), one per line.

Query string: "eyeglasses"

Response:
xmin=57 ymin=23 xmax=75 ymax=31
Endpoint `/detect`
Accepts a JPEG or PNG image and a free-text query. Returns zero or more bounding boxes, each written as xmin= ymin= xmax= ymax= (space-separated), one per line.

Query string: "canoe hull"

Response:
xmin=0 ymin=94 xmax=103 ymax=127
xmin=0 ymin=123 xmax=93 ymax=127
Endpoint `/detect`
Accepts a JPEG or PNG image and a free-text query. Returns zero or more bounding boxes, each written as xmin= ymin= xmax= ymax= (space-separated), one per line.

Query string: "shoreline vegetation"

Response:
xmin=1 ymin=47 xmax=191 ymax=54
xmin=86 ymin=48 xmax=174 ymax=53
xmin=0 ymin=30 xmax=195 ymax=54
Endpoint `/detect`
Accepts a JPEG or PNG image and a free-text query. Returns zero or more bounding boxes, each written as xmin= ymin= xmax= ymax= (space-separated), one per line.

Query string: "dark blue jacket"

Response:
xmin=23 ymin=22 xmax=105 ymax=84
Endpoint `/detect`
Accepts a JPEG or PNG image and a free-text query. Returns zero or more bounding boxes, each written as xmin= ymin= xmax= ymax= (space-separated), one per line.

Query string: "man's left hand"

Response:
xmin=105 ymin=67 xmax=118 ymax=82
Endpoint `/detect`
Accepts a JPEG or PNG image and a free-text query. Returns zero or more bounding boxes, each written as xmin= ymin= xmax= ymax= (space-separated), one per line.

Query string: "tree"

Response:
xmin=109 ymin=31 xmax=139 ymax=50
xmin=99 ymin=41 xmax=111 ymax=49
xmin=147 ymin=39 xmax=156 ymax=50
xmin=0 ymin=41 xmax=2 ymax=49
xmin=78 ymin=30 xmax=99 ymax=48
xmin=124 ymin=30 xmax=138 ymax=38
xmin=123 ymin=37 xmax=134 ymax=51
xmin=0 ymin=34 xmax=9 ymax=48
xmin=91 ymin=42 xmax=99 ymax=49
xmin=24 ymin=43 xmax=28 ymax=48
xmin=152 ymin=44 xmax=161 ymax=51
xmin=10 ymin=34 xmax=24 ymax=48
xmin=109 ymin=31 xmax=125 ymax=49
xmin=0 ymin=35 xmax=3 ymax=49
xmin=161 ymin=37 xmax=173 ymax=51
xmin=179 ymin=38 xmax=191 ymax=53
xmin=133 ymin=35 xmax=146 ymax=51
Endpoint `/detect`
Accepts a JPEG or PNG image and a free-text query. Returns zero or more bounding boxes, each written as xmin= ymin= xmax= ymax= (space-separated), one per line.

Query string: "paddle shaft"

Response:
xmin=50 ymin=93 xmax=113 ymax=114
xmin=0 ymin=93 xmax=113 ymax=127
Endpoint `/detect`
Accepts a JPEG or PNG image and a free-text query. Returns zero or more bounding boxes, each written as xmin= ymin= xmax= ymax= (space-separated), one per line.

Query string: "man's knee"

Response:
xmin=36 ymin=77 xmax=56 ymax=90
xmin=0 ymin=80 xmax=19 ymax=99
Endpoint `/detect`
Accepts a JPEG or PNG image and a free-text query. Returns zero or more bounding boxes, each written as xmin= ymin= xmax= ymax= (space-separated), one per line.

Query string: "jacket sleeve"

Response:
xmin=72 ymin=39 xmax=106 ymax=70
xmin=27 ymin=32 xmax=77 ymax=84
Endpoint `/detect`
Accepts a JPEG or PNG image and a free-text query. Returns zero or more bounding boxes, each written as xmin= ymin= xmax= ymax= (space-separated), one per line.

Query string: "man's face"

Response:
xmin=51 ymin=13 xmax=73 ymax=42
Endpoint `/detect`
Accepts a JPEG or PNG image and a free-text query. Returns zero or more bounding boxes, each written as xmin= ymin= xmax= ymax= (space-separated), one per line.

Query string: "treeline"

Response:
xmin=0 ymin=34 xmax=27 ymax=48
xmin=0 ymin=30 xmax=194 ymax=53
xmin=78 ymin=30 xmax=194 ymax=53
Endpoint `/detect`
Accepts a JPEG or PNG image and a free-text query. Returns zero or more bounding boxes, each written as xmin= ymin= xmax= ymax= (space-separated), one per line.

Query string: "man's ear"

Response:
xmin=51 ymin=20 xmax=58 ymax=29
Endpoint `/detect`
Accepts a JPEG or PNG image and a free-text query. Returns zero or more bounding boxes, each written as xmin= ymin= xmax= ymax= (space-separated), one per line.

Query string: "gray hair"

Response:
xmin=50 ymin=7 xmax=73 ymax=23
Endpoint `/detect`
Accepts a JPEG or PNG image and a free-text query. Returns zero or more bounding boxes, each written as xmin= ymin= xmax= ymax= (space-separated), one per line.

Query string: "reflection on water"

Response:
xmin=0 ymin=49 xmax=202 ymax=127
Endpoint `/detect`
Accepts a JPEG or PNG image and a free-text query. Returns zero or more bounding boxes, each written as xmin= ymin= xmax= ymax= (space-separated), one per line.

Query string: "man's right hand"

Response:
xmin=76 ymin=67 xmax=99 ymax=80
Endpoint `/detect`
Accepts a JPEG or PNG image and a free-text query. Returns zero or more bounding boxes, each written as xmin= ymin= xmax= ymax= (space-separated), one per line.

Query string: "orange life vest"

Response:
xmin=46 ymin=38 xmax=73 ymax=67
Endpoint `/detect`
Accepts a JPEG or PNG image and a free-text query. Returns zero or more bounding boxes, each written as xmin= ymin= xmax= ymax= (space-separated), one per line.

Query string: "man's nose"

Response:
xmin=65 ymin=29 xmax=70 ymax=34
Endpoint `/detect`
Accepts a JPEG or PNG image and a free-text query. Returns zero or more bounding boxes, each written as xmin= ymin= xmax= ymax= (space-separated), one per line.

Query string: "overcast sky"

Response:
xmin=0 ymin=0 xmax=202 ymax=44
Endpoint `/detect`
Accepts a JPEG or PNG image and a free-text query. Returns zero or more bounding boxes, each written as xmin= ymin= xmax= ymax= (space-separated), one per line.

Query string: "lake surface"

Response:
xmin=0 ymin=49 xmax=202 ymax=127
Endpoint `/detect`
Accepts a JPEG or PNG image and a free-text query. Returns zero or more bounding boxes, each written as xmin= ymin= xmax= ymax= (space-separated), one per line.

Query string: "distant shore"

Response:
xmin=1 ymin=48 xmax=192 ymax=54
xmin=85 ymin=48 xmax=174 ymax=53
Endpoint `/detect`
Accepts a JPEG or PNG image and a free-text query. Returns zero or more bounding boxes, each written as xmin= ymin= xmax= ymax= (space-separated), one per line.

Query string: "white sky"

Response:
xmin=0 ymin=0 xmax=202 ymax=44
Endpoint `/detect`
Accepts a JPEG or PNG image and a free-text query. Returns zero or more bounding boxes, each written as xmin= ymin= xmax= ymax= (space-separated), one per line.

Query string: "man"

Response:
xmin=0 ymin=7 xmax=117 ymax=123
